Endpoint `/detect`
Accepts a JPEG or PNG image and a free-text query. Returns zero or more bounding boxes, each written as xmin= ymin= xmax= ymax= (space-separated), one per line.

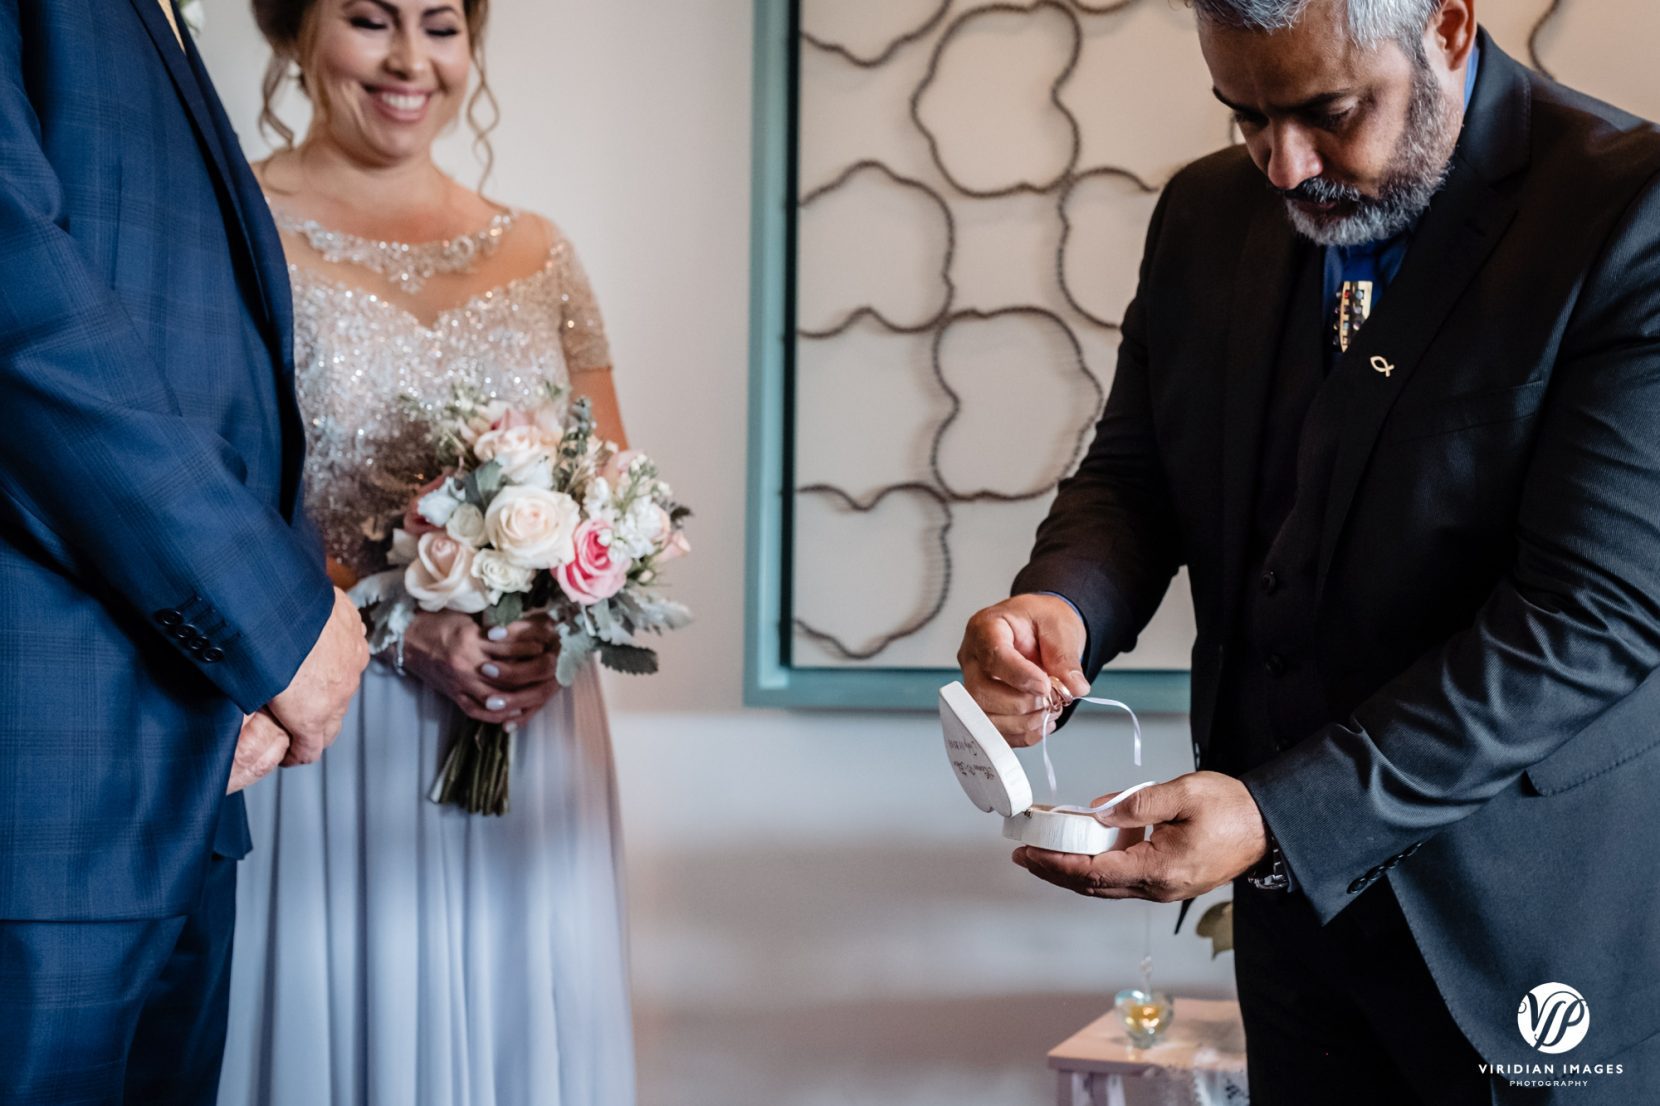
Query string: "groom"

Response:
xmin=0 ymin=1 xmax=367 ymax=1101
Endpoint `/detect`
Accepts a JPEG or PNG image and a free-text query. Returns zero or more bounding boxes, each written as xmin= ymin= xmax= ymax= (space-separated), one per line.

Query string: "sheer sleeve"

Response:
xmin=552 ymin=226 xmax=612 ymax=373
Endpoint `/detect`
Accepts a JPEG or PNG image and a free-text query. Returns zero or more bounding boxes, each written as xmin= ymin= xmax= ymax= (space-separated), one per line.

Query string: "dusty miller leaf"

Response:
xmin=556 ymin=630 xmax=598 ymax=686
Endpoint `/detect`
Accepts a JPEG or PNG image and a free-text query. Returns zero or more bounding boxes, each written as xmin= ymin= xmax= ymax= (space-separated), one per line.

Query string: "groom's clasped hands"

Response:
xmin=958 ymin=594 xmax=1269 ymax=903
xmin=228 ymin=586 xmax=369 ymax=793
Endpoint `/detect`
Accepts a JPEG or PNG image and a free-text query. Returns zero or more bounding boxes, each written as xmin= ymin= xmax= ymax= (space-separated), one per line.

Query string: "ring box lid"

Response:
xmin=941 ymin=680 xmax=1034 ymax=818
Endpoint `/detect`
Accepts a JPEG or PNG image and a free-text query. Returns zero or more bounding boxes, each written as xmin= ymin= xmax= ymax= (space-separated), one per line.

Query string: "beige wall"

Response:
xmin=195 ymin=2 xmax=1658 ymax=1103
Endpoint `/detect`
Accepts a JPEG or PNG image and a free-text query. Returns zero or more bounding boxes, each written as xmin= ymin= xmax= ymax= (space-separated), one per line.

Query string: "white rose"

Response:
xmin=475 ymin=425 xmax=561 ymax=488
xmin=445 ymin=503 xmax=486 ymax=546
xmin=404 ymin=532 xmax=491 ymax=613
xmin=473 ymin=549 xmax=536 ymax=595
xmin=484 ymin=485 xmax=581 ymax=570
xmin=418 ymin=480 xmax=465 ymax=527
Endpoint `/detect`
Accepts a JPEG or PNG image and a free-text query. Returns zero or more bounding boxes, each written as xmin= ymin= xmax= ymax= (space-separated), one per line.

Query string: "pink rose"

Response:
xmin=493 ymin=407 xmax=537 ymax=430
xmin=403 ymin=474 xmax=451 ymax=536
xmin=557 ymin=519 xmax=631 ymax=606
xmin=657 ymin=529 xmax=692 ymax=564
xmin=603 ymin=449 xmax=643 ymax=486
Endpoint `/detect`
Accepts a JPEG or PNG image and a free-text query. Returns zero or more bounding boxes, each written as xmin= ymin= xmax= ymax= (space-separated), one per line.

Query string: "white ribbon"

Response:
xmin=1035 ymin=693 xmax=1149 ymax=817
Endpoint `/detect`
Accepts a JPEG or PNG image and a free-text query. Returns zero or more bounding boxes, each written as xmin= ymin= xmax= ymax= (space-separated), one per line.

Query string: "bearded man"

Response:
xmin=957 ymin=0 xmax=1660 ymax=1100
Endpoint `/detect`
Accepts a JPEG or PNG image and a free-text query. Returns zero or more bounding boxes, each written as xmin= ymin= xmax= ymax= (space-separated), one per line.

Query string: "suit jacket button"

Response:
xmin=171 ymin=624 xmax=200 ymax=643
xmin=200 ymin=647 xmax=226 ymax=664
xmin=155 ymin=609 xmax=183 ymax=628
xmin=1260 ymin=569 xmax=1279 ymax=595
xmin=1263 ymin=653 xmax=1286 ymax=677
xmin=1348 ymin=876 xmax=1369 ymax=894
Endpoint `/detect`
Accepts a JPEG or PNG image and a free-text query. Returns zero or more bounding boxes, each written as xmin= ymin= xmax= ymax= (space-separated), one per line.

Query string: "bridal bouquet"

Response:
xmin=357 ymin=385 xmax=691 ymax=815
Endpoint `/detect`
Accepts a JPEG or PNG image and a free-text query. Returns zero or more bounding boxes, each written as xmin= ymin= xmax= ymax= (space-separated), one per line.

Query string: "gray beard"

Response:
xmin=1281 ymin=64 xmax=1460 ymax=247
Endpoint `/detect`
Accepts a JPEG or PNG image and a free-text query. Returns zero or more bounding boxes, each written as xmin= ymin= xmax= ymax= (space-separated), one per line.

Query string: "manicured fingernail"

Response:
xmin=486 ymin=696 xmax=507 ymax=710
xmin=487 ymin=627 xmax=508 ymax=642
xmin=505 ymin=721 xmax=519 ymax=734
xmin=481 ymin=663 xmax=501 ymax=678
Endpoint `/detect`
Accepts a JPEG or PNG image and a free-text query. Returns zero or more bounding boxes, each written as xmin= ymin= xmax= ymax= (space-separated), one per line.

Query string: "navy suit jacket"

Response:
xmin=0 ymin=0 xmax=333 ymax=920
xmin=1016 ymin=37 xmax=1660 ymax=1065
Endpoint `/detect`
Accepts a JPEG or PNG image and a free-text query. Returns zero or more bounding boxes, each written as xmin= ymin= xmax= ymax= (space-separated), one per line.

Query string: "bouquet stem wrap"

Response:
xmin=429 ymin=717 xmax=514 ymax=815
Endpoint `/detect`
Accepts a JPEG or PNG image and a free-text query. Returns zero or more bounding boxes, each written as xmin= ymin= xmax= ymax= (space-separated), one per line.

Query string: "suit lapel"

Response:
xmin=1313 ymin=34 xmax=1531 ymax=602
xmin=1218 ymin=203 xmax=1302 ymax=636
xmin=126 ymin=0 xmax=287 ymax=356
xmin=177 ymin=22 xmax=295 ymax=371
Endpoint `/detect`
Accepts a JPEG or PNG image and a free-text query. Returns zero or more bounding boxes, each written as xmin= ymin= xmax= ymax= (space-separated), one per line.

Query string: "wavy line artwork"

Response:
xmin=788 ymin=0 xmax=1597 ymax=663
xmin=800 ymin=0 xmax=954 ymax=69
xmin=797 ymin=160 xmax=958 ymax=339
xmin=911 ymin=0 xmax=1085 ymax=199
xmin=792 ymin=483 xmax=955 ymax=660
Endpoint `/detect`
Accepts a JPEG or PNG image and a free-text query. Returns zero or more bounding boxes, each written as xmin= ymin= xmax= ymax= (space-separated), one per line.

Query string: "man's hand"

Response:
xmin=266 ymin=587 xmax=369 ymax=765
xmin=227 ymin=711 xmax=289 ymax=794
xmin=958 ymin=594 xmax=1091 ymax=746
xmin=1013 ymin=772 xmax=1269 ymax=901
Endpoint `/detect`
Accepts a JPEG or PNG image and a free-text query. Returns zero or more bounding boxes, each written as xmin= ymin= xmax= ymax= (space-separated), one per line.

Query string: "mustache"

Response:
xmin=1270 ymin=177 xmax=1366 ymax=205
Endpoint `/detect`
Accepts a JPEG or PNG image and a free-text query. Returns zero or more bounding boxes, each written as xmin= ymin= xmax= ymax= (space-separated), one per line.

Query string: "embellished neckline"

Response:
xmin=288 ymin=255 xmax=559 ymax=333
xmin=271 ymin=207 xmax=518 ymax=295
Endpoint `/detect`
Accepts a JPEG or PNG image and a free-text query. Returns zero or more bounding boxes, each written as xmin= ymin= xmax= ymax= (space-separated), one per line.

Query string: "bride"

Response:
xmin=219 ymin=1 xmax=634 ymax=1102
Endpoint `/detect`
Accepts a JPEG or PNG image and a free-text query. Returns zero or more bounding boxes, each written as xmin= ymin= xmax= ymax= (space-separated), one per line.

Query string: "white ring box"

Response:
xmin=940 ymin=680 xmax=1120 ymax=855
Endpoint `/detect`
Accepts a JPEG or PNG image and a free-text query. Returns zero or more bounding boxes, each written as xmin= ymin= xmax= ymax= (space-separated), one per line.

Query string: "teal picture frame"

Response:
xmin=743 ymin=0 xmax=1191 ymax=712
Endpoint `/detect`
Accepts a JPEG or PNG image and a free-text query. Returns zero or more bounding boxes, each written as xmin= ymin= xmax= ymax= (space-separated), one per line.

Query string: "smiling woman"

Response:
xmin=253 ymin=0 xmax=497 ymax=178
xmin=217 ymin=2 xmax=637 ymax=1104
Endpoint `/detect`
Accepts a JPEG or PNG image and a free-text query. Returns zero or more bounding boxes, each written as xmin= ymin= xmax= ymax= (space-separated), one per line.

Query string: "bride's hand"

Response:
xmin=403 ymin=611 xmax=563 ymax=729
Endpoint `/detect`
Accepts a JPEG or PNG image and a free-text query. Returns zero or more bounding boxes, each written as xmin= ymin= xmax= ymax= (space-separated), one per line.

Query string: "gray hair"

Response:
xmin=1190 ymin=0 xmax=1442 ymax=53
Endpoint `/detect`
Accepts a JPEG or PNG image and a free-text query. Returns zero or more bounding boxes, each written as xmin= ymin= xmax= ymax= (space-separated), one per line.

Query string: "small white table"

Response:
xmin=1047 ymin=997 xmax=1249 ymax=1106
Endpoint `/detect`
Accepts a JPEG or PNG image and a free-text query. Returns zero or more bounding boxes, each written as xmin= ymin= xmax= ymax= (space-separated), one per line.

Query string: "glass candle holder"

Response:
xmin=1114 ymin=988 xmax=1175 ymax=1048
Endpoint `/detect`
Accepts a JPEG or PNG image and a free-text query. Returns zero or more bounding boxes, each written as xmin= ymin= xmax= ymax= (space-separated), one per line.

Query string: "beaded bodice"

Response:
xmin=284 ymin=215 xmax=611 ymax=577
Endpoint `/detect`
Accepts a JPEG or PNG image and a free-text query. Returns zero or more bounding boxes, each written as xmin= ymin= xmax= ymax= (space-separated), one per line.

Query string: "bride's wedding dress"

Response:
xmin=218 ymin=211 xmax=635 ymax=1106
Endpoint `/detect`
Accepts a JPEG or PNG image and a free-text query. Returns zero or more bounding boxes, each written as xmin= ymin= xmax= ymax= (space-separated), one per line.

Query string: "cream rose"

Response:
xmin=475 ymin=425 xmax=560 ymax=488
xmin=445 ymin=503 xmax=486 ymax=546
xmin=472 ymin=549 xmax=536 ymax=596
xmin=484 ymin=485 xmax=580 ymax=570
xmin=404 ymin=532 xmax=491 ymax=613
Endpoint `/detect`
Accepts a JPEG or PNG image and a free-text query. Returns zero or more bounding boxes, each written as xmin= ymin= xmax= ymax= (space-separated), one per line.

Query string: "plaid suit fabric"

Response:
xmin=0 ymin=0 xmax=333 ymax=922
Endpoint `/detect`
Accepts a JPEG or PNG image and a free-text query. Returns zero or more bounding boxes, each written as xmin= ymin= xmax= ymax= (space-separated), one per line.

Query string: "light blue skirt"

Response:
xmin=219 ymin=661 xmax=634 ymax=1106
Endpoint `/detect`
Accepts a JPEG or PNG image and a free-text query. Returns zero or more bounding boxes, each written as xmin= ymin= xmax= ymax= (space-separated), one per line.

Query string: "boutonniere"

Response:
xmin=179 ymin=0 xmax=205 ymax=37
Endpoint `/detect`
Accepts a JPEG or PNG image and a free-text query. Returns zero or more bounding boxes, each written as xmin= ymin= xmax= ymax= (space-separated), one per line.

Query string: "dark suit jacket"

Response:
xmin=0 ymin=0 xmax=333 ymax=919
xmin=1015 ymin=34 xmax=1660 ymax=1065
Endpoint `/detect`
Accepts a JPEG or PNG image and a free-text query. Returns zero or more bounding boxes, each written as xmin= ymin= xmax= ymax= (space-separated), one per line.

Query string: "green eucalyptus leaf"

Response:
xmin=486 ymin=592 xmax=524 ymax=629
xmin=474 ymin=460 xmax=503 ymax=497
